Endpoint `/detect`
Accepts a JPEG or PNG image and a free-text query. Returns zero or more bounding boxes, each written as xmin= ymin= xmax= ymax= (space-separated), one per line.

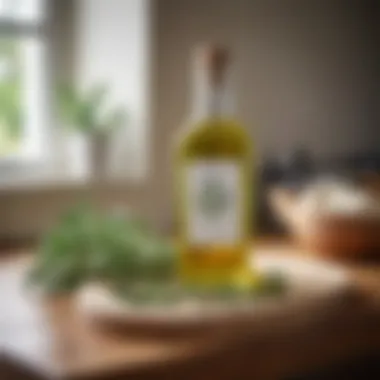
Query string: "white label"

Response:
xmin=185 ymin=160 xmax=242 ymax=245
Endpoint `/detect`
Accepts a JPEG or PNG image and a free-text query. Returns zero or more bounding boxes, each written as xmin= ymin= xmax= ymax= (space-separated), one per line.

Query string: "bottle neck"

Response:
xmin=191 ymin=64 xmax=234 ymax=121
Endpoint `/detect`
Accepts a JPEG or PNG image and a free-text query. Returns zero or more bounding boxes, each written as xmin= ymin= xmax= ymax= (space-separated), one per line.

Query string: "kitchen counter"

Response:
xmin=1 ymin=241 xmax=380 ymax=380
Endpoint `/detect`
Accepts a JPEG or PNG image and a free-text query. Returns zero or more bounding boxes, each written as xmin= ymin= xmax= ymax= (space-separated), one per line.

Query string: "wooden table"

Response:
xmin=1 ymin=242 xmax=380 ymax=380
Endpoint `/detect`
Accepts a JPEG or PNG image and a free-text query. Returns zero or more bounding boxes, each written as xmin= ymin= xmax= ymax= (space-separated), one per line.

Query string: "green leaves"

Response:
xmin=58 ymin=83 xmax=128 ymax=135
xmin=30 ymin=205 xmax=287 ymax=302
xmin=30 ymin=204 xmax=176 ymax=294
xmin=0 ymin=39 xmax=22 ymax=144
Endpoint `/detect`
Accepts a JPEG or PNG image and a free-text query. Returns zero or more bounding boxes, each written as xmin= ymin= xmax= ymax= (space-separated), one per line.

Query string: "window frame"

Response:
xmin=0 ymin=0 xmax=50 ymax=167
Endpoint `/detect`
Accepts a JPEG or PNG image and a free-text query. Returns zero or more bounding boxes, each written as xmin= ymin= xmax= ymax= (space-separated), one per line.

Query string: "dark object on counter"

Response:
xmin=255 ymin=148 xmax=316 ymax=234
xmin=261 ymin=155 xmax=284 ymax=185
xmin=256 ymin=155 xmax=285 ymax=234
xmin=282 ymin=147 xmax=316 ymax=190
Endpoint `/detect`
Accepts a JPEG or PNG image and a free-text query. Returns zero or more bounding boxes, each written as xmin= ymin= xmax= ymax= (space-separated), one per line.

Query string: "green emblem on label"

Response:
xmin=198 ymin=178 xmax=230 ymax=219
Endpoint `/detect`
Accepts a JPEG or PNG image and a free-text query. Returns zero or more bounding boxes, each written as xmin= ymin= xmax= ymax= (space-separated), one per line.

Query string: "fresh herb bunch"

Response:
xmin=29 ymin=204 xmax=286 ymax=301
xmin=29 ymin=204 xmax=176 ymax=293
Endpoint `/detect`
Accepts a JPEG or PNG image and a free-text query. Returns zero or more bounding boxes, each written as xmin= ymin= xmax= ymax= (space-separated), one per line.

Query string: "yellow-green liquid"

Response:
xmin=176 ymin=117 xmax=253 ymax=287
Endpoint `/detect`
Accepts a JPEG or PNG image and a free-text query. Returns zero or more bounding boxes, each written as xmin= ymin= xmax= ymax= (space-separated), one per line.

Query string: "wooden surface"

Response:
xmin=1 ymin=242 xmax=380 ymax=380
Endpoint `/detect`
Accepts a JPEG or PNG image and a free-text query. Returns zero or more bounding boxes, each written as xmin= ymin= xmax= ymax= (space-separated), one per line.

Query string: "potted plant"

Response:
xmin=58 ymin=83 xmax=127 ymax=179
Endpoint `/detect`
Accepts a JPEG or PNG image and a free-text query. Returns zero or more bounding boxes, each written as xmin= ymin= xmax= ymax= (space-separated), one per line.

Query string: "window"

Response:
xmin=0 ymin=0 xmax=149 ymax=185
xmin=0 ymin=0 xmax=47 ymax=161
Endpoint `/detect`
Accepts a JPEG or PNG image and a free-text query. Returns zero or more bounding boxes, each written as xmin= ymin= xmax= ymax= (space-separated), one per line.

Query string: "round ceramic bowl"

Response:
xmin=269 ymin=187 xmax=380 ymax=261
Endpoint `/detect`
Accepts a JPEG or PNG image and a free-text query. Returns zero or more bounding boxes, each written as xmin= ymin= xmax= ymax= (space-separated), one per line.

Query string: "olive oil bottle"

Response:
xmin=176 ymin=44 xmax=253 ymax=287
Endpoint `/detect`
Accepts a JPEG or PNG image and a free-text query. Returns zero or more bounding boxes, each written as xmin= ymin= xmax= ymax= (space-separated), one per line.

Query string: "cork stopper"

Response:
xmin=195 ymin=44 xmax=230 ymax=85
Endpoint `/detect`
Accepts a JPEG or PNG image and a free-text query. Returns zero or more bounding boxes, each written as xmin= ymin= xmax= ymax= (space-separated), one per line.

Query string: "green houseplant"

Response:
xmin=58 ymin=83 xmax=127 ymax=178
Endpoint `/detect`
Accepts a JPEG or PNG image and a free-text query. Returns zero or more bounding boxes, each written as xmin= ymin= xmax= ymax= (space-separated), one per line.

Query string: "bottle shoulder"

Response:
xmin=176 ymin=118 xmax=252 ymax=158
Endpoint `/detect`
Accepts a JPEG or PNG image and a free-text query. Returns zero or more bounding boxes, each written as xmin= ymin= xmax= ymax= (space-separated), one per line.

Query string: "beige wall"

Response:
xmin=155 ymin=0 xmax=378 ymax=158
xmin=0 ymin=0 xmax=378 ymax=238
xmin=152 ymin=0 xmax=379 ymax=230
